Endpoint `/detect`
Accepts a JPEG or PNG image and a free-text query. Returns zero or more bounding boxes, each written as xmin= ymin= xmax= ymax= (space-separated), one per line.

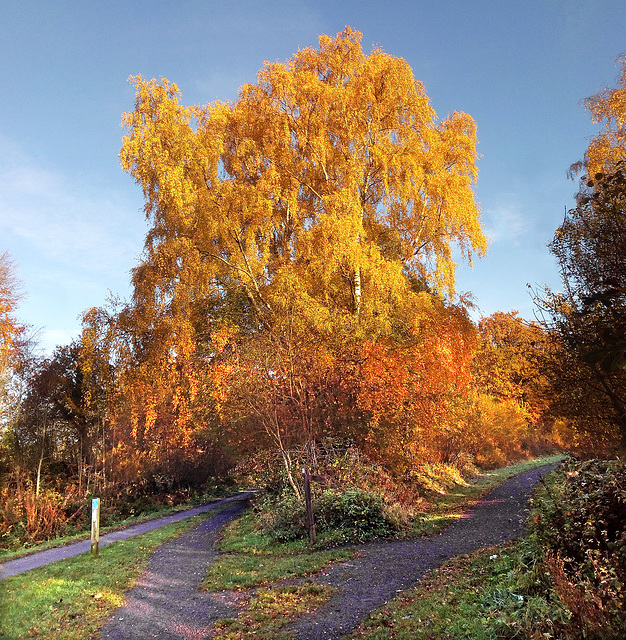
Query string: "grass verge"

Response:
xmin=203 ymin=509 xmax=356 ymax=591
xmin=0 ymin=511 xmax=216 ymax=640
xmin=213 ymin=581 xmax=336 ymax=639
xmin=348 ymin=540 xmax=533 ymax=640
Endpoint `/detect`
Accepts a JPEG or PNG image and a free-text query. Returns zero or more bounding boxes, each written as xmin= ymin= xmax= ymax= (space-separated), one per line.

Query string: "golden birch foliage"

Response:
xmin=120 ymin=27 xmax=485 ymax=345
xmin=114 ymin=28 xmax=487 ymax=471
xmin=584 ymin=58 xmax=626 ymax=176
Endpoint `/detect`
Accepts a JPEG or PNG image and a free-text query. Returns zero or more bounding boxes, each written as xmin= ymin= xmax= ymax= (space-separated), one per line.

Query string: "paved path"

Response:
xmin=0 ymin=493 xmax=254 ymax=580
xmin=99 ymin=499 xmax=250 ymax=640
xmin=288 ymin=463 xmax=559 ymax=639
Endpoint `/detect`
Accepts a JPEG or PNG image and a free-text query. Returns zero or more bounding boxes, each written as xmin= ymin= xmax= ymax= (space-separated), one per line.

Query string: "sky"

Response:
xmin=1 ymin=0 xmax=625 ymax=353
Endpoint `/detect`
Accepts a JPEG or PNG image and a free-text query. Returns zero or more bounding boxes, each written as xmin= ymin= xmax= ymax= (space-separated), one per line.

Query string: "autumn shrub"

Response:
xmin=239 ymin=443 xmax=426 ymax=512
xmin=317 ymin=445 xmax=428 ymax=517
xmin=407 ymin=460 xmax=474 ymax=495
xmin=239 ymin=442 xmax=420 ymax=543
xmin=263 ymin=487 xmax=399 ymax=543
xmin=524 ymin=459 xmax=626 ymax=638
xmin=315 ymin=488 xmax=397 ymax=540
xmin=0 ymin=472 xmax=226 ymax=550
xmin=0 ymin=485 xmax=86 ymax=550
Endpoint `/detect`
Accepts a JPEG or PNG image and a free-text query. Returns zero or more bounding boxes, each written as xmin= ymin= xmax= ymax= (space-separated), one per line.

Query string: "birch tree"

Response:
xmin=115 ymin=27 xmax=486 ymax=474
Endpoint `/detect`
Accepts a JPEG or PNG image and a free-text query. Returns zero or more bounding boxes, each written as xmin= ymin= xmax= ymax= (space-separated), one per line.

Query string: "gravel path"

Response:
xmin=287 ymin=463 xmax=558 ymax=639
xmin=93 ymin=462 xmax=557 ymax=640
xmin=0 ymin=493 xmax=255 ymax=580
xmin=98 ymin=499 xmax=250 ymax=640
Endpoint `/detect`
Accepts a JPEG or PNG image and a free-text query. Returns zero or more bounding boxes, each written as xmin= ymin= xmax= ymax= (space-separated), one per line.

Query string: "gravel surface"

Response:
xmin=94 ymin=463 xmax=557 ymax=640
xmin=98 ymin=499 xmax=250 ymax=640
xmin=288 ymin=463 xmax=558 ymax=639
xmin=0 ymin=493 xmax=255 ymax=580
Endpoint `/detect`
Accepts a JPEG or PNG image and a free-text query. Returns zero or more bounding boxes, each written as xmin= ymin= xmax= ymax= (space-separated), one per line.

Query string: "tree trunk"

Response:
xmin=35 ymin=423 xmax=46 ymax=497
xmin=354 ymin=266 xmax=362 ymax=318
xmin=281 ymin=448 xmax=301 ymax=500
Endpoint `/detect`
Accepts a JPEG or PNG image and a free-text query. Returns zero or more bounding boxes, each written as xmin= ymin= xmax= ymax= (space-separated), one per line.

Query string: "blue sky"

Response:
xmin=1 ymin=0 xmax=625 ymax=352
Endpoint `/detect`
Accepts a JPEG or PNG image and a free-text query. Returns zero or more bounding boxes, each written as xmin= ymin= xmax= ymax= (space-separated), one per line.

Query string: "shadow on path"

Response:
xmin=287 ymin=463 xmax=559 ymax=639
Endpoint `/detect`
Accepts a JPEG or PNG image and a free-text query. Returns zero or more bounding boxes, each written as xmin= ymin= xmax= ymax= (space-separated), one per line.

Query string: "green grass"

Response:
xmin=0 ymin=511 xmax=216 ymax=640
xmin=348 ymin=541 xmax=532 ymax=640
xmin=203 ymin=509 xmax=356 ymax=591
xmin=212 ymin=581 xmax=336 ymax=639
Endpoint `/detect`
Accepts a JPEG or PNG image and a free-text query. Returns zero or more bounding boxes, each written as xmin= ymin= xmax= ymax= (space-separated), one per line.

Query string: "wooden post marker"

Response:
xmin=91 ymin=498 xmax=100 ymax=556
xmin=302 ymin=467 xmax=316 ymax=545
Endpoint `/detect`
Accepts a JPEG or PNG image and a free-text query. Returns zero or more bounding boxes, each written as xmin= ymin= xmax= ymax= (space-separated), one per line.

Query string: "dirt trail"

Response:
xmin=95 ymin=463 xmax=558 ymax=640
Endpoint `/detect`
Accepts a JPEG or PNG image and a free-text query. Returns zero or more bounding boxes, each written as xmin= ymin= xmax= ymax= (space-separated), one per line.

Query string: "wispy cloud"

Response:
xmin=0 ymin=138 xmax=146 ymax=352
xmin=0 ymin=159 xmax=144 ymax=275
xmin=481 ymin=198 xmax=530 ymax=245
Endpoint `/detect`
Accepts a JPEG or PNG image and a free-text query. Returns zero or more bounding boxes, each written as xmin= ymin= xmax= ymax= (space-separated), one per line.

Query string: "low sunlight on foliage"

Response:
xmin=0 ymin=29 xmax=561 ymax=547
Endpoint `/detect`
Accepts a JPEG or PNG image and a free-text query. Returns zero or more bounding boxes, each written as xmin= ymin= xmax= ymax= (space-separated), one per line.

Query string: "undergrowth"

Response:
xmin=525 ymin=458 xmax=626 ymax=638
xmin=0 ymin=480 xmax=229 ymax=555
xmin=244 ymin=446 xmax=563 ymax=545
xmin=351 ymin=457 xmax=625 ymax=640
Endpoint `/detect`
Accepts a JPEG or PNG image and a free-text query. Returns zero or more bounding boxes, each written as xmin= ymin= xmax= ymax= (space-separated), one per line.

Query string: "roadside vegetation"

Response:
xmin=2 ymin=455 xmax=622 ymax=640
xmin=200 ymin=454 xmax=563 ymax=638
xmin=232 ymin=447 xmax=564 ymax=547
xmin=0 ymin=484 xmax=231 ymax=560
xmin=0 ymin=512 xmax=215 ymax=640
xmin=349 ymin=458 xmax=625 ymax=640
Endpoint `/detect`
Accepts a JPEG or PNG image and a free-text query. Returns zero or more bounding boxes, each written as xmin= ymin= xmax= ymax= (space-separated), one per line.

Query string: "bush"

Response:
xmin=527 ymin=459 xmax=626 ymax=639
xmin=264 ymin=487 xmax=399 ymax=544
xmin=0 ymin=474 xmax=226 ymax=551
xmin=0 ymin=486 xmax=86 ymax=549
xmin=236 ymin=442 xmax=427 ymax=520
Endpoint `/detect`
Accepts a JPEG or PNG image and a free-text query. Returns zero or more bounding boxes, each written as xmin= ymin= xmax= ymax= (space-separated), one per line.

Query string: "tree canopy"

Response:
xmin=583 ymin=58 xmax=626 ymax=177
xmin=120 ymin=27 xmax=485 ymax=345
xmin=105 ymin=27 xmax=490 ymax=475
xmin=540 ymin=163 xmax=626 ymax=448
